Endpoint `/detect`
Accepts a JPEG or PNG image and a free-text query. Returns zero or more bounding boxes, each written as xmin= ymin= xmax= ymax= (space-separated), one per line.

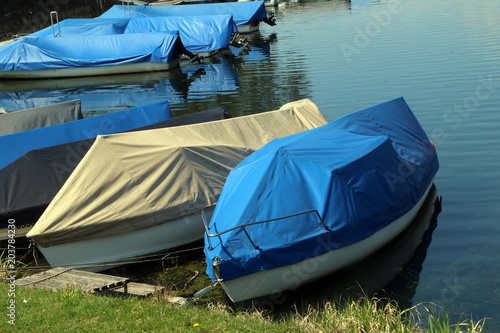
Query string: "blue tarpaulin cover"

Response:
xmin=0 ymin=32 xmax=180 ymax=72
xmin=99 ymin=1 xmax=268 ymax=27
xmin=30 ymin=18 xmax=129 ymax=37
xmin=205 ymin=97 xmax=439 ymax=282
xmin=0 ymin=100 xmax=172 ymax=170
xmin=30 ymin=16 xmax=237 ymax=53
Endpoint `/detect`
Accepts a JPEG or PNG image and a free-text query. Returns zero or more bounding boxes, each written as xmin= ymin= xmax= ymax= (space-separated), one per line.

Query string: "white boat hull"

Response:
xmin=237 ymin=21 xmax=260 ymax=34
xmin=0 ymin=60 xmax=179 ymax=79
xmin=34 ymin=207 xmax=214 ymax=272
xmin=213 ymin=182 xmax=435 ymax=304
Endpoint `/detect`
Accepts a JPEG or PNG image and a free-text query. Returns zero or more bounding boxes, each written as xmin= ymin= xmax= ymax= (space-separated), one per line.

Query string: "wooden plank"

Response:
xmin=104 ymin=282 xmax=165 ymax=298
xmin=61 ymin=270 xmax=128 ymax=291
xmin=16 ymin=268 xmax=72 ymax=287
xmin=16 ymin=268 xmax=129 ymax=293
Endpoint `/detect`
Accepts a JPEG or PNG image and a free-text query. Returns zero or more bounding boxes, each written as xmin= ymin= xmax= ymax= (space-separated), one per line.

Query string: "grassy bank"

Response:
xmin=0 ymin=250 xmax=489 ymax=332
xmin=0 ymin=281 xmax=488 ymax=333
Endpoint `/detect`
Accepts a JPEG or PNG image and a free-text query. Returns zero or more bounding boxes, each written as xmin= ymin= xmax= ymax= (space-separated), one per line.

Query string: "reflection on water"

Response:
xmin=0 ymin=63 xmax=240 ymax=116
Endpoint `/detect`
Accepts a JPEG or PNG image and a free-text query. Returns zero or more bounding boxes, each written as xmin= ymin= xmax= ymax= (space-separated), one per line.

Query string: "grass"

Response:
xmin=0 ymin=249 xmax=490 ymax=332
xmin=0 ymin=281 xmax=489 ymax=333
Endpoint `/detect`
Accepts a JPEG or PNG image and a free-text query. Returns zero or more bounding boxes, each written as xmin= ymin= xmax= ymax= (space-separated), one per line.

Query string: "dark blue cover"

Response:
xmin=31 ymin=16 xmax=237 ymax=53
xmin=205 ymin=97 xmax=439 ymax=282
xmin=0 ymin=32 xmax=179 ymax=72
xmin=0 ymin=100 xmax=171 ymax=170
xmin=99 ymin=2 xmax=268 ymax=26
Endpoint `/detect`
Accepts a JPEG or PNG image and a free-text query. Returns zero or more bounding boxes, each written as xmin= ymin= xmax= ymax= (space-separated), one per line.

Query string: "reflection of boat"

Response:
xmin=100 ymin=1 xmax=275 ymax=33
xmin=204 ymin=97 xmax=440 ymax=304
xmin=0 ymin=99 xmax=82 ymax=136
xmin=0 ymin=107 xmax=230 ymax=243
xmin=27 ymin=99 xmax=327 ymax=272
xmin=0 ymin=100 xmax=171 ymax=170
xmin=0 ymin=32 xmax=182 ymax=79
xmin=0 ymin=63 xmax=239 ymax=114
xmin=31 ymin=16 xmax=238 ymax=58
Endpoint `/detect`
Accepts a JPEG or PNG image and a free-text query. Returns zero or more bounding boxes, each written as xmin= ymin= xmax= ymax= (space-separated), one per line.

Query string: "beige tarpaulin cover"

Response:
xmin=28 ymin=100 xmax=327 ymax=247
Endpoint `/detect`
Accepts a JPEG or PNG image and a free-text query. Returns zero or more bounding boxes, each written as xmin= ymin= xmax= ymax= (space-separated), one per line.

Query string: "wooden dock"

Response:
xmin=16 ymin=267 xmax=164 ymax=297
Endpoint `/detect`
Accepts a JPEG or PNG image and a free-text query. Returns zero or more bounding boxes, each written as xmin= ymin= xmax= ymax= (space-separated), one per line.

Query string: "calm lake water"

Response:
xmin=1 ymin=0 xmax=499 ymax=328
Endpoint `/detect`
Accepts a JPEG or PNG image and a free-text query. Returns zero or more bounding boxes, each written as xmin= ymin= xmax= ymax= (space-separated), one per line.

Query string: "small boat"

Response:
xmin=0 ymin=32 xmax=182 ymax=79
xmin=99 ymin=1 xmax=276 ymax=34
xmin=31 ymin=16 xmax=239 ymax=58
xmin=0 ymin=107 xmax=230 ymax=242
xmin=203 ymin=97 xmax=440 ymax=304
xmin=27 ymin=99 xmax=327 ymax=271
xmin=0 ymin=99 xmax=82 ymax=136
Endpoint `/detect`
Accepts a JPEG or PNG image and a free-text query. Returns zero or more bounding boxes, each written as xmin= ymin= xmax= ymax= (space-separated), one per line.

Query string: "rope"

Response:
xmin=0 ymin=245 xmax=205 ymax=274
xmin=182 ymin=271 xmax=199 ymax=292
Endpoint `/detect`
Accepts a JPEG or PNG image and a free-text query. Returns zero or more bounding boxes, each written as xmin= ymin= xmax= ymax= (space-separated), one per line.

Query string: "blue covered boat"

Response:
xmin=0 ymin=32 xmax=182 ymax=79
xmin=0 ymin=100 xmax=171 ymax=170
xmin=204 ymin=97 xmax=439 ymax=303
xmin=99 ymin=1 xmax=275 ymax=33
xmin=30 ymin=15 xmax=238 ymax=56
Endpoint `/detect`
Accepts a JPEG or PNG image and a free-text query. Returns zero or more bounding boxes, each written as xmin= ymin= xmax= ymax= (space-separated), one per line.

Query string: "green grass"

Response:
xmin=0 ymin=250 xmax=489 ymax=332
xmin=0 ymin=282 xmax=488 ymax=333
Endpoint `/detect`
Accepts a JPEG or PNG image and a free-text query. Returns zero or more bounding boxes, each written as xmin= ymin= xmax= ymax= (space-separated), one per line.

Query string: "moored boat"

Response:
xmin=0 ymin=32 xmax=182 ymax=79
xmin=0 ymin=107 xmax=229 ymax=243
xmin=99 ymin=1 xmax=275 ymax=33
xmin=203 ymin=97 xmax=440 ymax=304
xmin=30 ymin=15 xmax=239 ymax=58
xmin=26 ymin=99 xmax=327 ymax=271
xmin=0 ymin=100 xmax=171 ymax=172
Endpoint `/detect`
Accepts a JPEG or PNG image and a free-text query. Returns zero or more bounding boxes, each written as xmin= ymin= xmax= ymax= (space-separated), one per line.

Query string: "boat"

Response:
xmin=0 ymin=99 xmax=82 ymax=136
xmin=0 ymin=69 xmax=181 ymax=93
xmin=203 ymin=97 xmax=440 ymax=304
xmin=31 ymin=15 xmax=239 ymax=58
xmin=0 ymin=32 xmax=183 ymax=79
xmin=0 ymin=107 xmax=230 ymax=242
xmin=26 ymin=99 xmax=328 ymax=271
xmin=0 ymin=100 xmax=171 ymax=171
xmin=99 ymin=1 xmax=276 ymax=33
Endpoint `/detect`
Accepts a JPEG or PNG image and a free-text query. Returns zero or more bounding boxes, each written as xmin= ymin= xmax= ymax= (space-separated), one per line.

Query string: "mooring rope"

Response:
xmin=0 ymin=245 xmax=205 ymax=274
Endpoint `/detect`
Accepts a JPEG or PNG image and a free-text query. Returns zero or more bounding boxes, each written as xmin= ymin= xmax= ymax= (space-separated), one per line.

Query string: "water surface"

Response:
xmin=1 ymin=0 xmax=499 ymax=328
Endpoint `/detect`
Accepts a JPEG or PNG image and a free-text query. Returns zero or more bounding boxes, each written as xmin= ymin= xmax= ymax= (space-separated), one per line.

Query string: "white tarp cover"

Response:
xmin=28 ymin=100 xmax=327 ymax=247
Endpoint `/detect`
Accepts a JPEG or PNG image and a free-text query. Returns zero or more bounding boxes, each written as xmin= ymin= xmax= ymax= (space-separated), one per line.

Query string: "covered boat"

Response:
xmin=0 ymin=32 xmax=182 ymax=79
xmin=0 ymin=100 xmax=82 ymax=136
xmin=0 ymin=107 xmax=229 ymax=242
xmin=99 ymin=1 xmax=275 ymax=33
xmin=31 ymin=16 xmax=238 ymax=57
xmin=27 ymin=99 xmax=327 ymax=271
xmin=203 ymin=97 xmax=440 ymax=304
xmin=0 ymin=100 xmax=171 ymax=171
